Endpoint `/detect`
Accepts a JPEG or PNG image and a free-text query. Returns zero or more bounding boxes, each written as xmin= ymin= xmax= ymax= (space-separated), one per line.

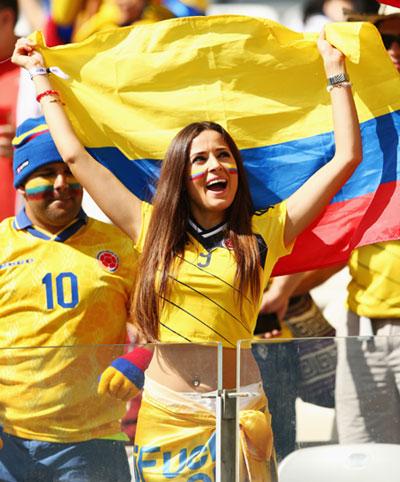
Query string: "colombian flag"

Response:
xmin=33 ymin=16 xmax=400 ymax=274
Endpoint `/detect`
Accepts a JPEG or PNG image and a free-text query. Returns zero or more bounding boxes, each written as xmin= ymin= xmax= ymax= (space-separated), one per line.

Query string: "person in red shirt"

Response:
xmin=0 ymin=0 xmax=19 ymax=220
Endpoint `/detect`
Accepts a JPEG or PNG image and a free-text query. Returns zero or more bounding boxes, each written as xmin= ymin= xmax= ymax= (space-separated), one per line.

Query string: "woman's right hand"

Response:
xmin=12 ymin=37 xmax=144 ymax=243
xmin=12 ymin=38 xmax=45 ymax=71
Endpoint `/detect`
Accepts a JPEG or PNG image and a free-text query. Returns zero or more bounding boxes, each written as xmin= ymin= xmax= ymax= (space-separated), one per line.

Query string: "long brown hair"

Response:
xmin=131 ymin=122 xmax=261 ymax=341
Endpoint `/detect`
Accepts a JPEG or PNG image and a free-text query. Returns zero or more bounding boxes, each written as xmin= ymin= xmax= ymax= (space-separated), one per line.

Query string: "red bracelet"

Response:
xmin=36 ymin=90 xmax=60 ymax=103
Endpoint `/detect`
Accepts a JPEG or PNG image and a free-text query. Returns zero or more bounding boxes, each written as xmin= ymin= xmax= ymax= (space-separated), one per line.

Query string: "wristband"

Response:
xmin=29 ymin=67 xmax=49 ymax=79
xmin=110 ymin=347 xmax=153 ymax=390
xmin=29 ymin=66 xmax=70 ymax=80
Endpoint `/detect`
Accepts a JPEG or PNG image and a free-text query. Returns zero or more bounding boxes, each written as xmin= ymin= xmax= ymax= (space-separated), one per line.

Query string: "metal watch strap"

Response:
xmin=327 ymin=73 xmax=349 ymax=86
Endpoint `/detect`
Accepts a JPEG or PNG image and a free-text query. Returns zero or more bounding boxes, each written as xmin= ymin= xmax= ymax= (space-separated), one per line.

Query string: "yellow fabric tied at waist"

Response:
xmin=239 ymin=409 xmax=273 ymax=481
xmin=134 ymin=386 xmax=274 ymax=481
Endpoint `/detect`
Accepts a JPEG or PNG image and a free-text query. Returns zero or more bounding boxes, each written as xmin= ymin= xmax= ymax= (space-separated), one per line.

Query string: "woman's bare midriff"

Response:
xmin=145 ymin=343 xmax=261 ymax=392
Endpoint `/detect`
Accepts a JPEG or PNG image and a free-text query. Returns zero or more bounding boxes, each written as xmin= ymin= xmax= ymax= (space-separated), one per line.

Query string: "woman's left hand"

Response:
xmin=317 ymin=29 xmax=346 ymax=76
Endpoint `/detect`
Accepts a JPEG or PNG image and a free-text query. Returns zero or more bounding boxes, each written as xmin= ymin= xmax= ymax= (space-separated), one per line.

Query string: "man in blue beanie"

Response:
xmin=0 ymin=116 xmax=137 ymax=481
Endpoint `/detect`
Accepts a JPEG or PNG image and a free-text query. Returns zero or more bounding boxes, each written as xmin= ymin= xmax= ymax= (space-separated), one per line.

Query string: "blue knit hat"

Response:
xmin=13 ymin=116 xmax=63 ymax=187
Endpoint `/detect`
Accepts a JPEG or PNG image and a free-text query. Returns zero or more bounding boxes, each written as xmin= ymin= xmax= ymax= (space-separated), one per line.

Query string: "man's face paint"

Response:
xmin=24 ymin=174 xmax=81 ymax=200
xmin=20 ymin=162 xmax=84 ymax=234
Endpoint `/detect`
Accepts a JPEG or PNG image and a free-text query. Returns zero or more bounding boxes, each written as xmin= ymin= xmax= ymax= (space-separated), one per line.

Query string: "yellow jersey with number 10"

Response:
xmin=0 ymin=211 xmax=138 ymax=442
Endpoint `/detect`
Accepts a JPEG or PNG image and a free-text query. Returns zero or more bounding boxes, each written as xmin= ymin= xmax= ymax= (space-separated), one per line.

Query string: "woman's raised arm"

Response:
xmin=284 ymin=30 xmax=362 ymax=247
xmin=12 ymin=38 xmax=143 ymax=242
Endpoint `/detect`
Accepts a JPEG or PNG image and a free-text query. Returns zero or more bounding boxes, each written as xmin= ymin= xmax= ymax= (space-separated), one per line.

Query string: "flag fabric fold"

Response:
xmin=33 ymin=16 xmax=400 ymax=274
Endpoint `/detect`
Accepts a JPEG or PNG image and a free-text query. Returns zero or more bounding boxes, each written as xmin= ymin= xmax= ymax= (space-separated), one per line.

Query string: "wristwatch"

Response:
xmin=327 ymin=73 xmax=349 ymax=86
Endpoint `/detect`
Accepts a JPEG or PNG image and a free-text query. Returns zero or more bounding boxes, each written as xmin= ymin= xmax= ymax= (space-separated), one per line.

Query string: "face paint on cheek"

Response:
xmin=70 ymin=185 xmax=82 ymax=196
xmin=67 ymin=179 xmax=83 ymax=195
xmin=188 ymin=167 xmax=207 ymax=182
xmin=227 ymin=164 xmax=238 ymax=175
xmin=25 ymin=175 xmax=82 ymax=200
xmin=25 ymin=177 xmax=55 ymax=200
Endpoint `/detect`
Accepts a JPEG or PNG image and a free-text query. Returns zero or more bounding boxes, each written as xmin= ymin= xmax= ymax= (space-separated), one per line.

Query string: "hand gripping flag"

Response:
xmin=32 ymin=16 xmax=400 ymax=274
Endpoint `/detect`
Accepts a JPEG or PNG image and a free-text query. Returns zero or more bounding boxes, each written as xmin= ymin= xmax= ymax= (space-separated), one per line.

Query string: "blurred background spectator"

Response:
xmin=207 ymin=0 xmax=379 ymax=28
xmin=0 ymin=0 xmax=39 ymax=221
xmin=19 ymin=0 xmax=175 ymax=46
xmin=0 ymin=1 xmax=19 ymax=221
xmin=303 ymin=0 xmax=359 ymax=30
xmin=13 ymin=0 xmax=384 ymax=36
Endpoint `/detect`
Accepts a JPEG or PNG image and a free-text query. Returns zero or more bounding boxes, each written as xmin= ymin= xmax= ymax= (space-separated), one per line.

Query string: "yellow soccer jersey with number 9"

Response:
xmin=135 ymin=201 xmax=292 ymax=348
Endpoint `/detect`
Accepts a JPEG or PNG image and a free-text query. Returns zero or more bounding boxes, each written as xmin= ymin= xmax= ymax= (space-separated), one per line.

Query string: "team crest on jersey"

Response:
xmin=223 ymin=238 xmax=234 ymax=250
xmin=97 ymin=250 xmax=119 ymax=272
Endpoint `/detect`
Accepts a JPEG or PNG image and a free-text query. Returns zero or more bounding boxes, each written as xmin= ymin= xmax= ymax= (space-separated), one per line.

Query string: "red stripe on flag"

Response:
xmin=378 ymin=0 xmax=400 ymax=8
xmin=273 ymin=180 xmax=400 ymax=275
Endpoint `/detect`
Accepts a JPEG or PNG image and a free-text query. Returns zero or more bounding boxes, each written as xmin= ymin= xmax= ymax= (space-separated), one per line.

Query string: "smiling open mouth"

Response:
xmin=206 ymin=179 xmax=227 ymax=191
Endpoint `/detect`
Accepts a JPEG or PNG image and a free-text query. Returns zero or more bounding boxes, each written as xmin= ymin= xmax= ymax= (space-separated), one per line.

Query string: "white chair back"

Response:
xmin=278 ymin=444 xmax=400 ymax=482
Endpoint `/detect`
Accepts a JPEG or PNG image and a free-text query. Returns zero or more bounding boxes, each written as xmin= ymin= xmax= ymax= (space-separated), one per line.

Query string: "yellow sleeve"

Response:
xmin=134 ymin=201 xmax=153 ymax=253
xmin=252 ymin=200 xmax=294 ymax=264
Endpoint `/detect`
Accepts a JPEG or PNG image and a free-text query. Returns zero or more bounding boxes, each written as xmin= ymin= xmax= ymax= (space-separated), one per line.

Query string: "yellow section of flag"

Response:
xmin=32 ymin=16 xmax=399 ymax=160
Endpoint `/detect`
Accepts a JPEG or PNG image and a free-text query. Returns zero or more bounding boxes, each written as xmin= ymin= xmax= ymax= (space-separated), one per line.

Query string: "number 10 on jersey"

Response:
xmin=42 ymin=272 xmax=79 ymax=309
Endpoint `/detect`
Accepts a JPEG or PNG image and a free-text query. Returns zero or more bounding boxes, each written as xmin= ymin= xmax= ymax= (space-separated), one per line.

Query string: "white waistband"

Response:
xmin=143 ymin=376 xmax=264 ymax=414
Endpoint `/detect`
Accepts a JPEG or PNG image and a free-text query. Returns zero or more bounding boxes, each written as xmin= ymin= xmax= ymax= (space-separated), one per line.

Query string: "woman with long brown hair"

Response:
xmin=12 ymin=30 xmax=361 ymax=480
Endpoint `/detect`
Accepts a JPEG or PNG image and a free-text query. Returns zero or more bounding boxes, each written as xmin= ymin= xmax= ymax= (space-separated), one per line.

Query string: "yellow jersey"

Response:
xmin=135 ymin=201 xmax=292 ymax=347
xmin=0 ymin=210 xmax=137 ymax=442
xmin=348 ymin=241 xmax=400 ymax=318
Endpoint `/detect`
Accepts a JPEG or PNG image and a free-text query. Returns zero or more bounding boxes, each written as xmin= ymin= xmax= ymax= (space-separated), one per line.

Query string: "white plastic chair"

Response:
xmin=278 ymin=444 xmax=400 ymax=482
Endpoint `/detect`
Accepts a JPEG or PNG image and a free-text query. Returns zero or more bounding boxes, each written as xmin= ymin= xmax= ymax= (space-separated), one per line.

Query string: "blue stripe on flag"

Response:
xmin=89 ymin=110 xmax=400 ymax=210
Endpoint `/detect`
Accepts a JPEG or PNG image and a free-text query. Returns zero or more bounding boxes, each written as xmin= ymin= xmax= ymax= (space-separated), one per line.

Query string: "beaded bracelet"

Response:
xmin=36 ymin=90 xmax=60 ymax=103
xmin=326 ymin=81 xmax=352 ymax=93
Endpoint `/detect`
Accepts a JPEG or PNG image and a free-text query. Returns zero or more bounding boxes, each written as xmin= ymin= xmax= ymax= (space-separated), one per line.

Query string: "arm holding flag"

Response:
xmin=13 ymin=31 xmax=361 ymax=251
xmin=284 ymin=30 xmax=362 ymax=247
xmin=12 ymin=38 xmax=143 ymax=244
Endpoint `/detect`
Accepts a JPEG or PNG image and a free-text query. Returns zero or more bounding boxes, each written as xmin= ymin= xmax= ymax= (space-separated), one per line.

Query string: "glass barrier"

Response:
xmin=237 ymin=335 xmax=400 ymax=482
xmin=0 ymin=342 xmax=222 ymax=482
xmin=5 ymin=336 xmax=399 ymax=481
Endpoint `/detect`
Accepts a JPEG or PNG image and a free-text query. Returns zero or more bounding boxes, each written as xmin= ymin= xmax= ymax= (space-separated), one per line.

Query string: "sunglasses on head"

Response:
xmin=381 ymin=33 xmax=400 ymax=49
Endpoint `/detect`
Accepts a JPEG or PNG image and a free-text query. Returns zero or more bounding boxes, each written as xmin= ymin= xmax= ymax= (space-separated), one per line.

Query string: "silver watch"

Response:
xmin=327 ymin=73 xmax=349 ymax=86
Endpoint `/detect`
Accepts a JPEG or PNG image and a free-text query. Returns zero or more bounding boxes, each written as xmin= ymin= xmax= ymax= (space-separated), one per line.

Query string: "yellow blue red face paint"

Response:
xmin=24 ymin=175 xmax=82 ymax=200
xmin=188 ymin=167 xmax=207 ymax=181
xmin=188 ymin=163 xmax=238 ymax=182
